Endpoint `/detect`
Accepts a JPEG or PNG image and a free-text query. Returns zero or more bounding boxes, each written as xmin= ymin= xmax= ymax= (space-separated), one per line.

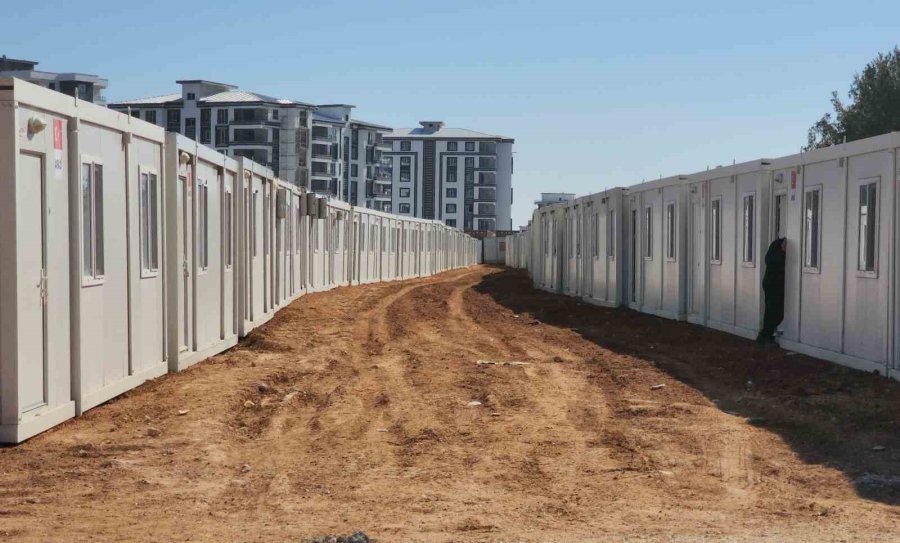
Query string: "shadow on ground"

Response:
xmin=474 ymin=267 xmax=900 ymax=505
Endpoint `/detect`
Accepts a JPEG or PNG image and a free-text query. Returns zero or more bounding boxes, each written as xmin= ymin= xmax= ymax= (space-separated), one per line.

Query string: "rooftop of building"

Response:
xmin=110 ymin=80 xmax=314 ymax=108
xmin=350 ymin=118 xmax=392 ymax=131
xmin=0 ymin=55 xmax=107 ymax=84
xmin=387 ymin=121 xmax=513 ymax=142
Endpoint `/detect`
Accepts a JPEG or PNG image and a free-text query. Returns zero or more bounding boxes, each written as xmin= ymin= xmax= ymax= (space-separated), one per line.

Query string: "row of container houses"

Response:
xmin=510 ymin=130 xmax=900 ymax=381
xmin=0 ymin=78 xmax=477 ymax=443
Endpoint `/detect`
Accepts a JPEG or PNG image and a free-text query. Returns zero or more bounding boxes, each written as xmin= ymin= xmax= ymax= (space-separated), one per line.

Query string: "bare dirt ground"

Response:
xmin=2 ymin=266 xmax=900 ymax=542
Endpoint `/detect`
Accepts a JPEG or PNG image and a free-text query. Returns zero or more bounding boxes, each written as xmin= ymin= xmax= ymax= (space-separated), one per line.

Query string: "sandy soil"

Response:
xmin=2 ymin=266 xmax=900 ymax=542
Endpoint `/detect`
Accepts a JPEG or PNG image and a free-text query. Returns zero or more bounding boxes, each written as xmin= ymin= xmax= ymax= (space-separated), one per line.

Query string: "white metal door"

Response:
xmin=689 ymin=193 xmax=705 ymax=317
xmin=178 ymin=175 xmax=192 ymax=352
xmin=19 ymin=153 xmax=47 ymax=412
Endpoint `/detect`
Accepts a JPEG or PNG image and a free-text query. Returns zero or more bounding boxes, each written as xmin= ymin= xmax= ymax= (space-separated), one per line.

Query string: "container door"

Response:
xmin=18 ymin=153 xmax=47 ymax=412
xmin=177 ymin=175 xmax=192 ymax=352
xmin=630 ymin=208 xmax=638 ymax=303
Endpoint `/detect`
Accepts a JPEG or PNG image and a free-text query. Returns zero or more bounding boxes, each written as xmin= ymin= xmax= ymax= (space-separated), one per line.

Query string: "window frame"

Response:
xmin=224 ymin=188 xmax=233 ymax=269
xmin=802 ymin=186 xmax=823 ymax=274
xmin=447 ymin=141 xmax=457 ymax=151
xmin=664 ymin=201 xmax=676 ymax=262
xmin=197 ymin=179 xmax=209 ymax=273
xmin=857 ymin=177 xmax=879 ymax=278
xmin=710 ymin=197 xmax=722 ymax=265
xmin=643 ymin=205 xmax=653 ymax=261
xmin=81 ymin=155 xmax=105 ymax=286
xmin=607 ymin=209 xmax=616 ymax=260
xmin=399 ymin=203 xmax=411 ymax=214
xmin=139 ymin=165 xmax=160 ymax=278
xmin=741 ymin=192 xmax=756 ymax=267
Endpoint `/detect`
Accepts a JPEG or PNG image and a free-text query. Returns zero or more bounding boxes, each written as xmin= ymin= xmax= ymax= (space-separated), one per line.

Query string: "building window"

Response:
xmin=401 ymin=140 xmax=411 ymax=151
xmin=465 ymin=156 xmax=474 ymax=168
xmin=608 ymin=209 xmax=616 ymax=259
xmin=399 ymin=203 xmax=411 ymax=213
xmin=803 ymin=187 xmax=822 ymax=271
xmin=858 ymin=180 xmax=878 ymax=273
xmin=446 ymin=219 xmax=456 ymax=227
xmin=139 ymin=169 xmax=159 ymax=275
xmin=774 ymin=193 xmax=786 ymax=238
xmin=400 ymin=188 xmax=410 ymax=197
xmin=351 ymin=164 xmax=358 ymax=177
xmin=131 ymin=110 xmax=140 ymax=118
xmin=224 ymin=190 xmax=233 ymax=268
xmin=711 ymin=198 xmax=722 ymax=263
xmin=446 ymin=203 xmax=457 ymax=214
xmin=665 ymin=202 xmax=676 ymax=260
xmin=742 ymin=194 xmax=755 ymax=264
xmin=185 ymin=117 xmax=196 ymax=140
xmin=643 ymin=206 xmax=652 ymax=260
xmin=166 ymin=109 xmax=181 ymax=133
xmin=477 ymin=219 xmax=493 ymax=231
xmin=145 ymin=110 xmax=157 ymax=124
xmin=446 ymin=188 xmax=457 ymax=198
xmin=448 ymin=141 xmax=458 ymax=151
xmin=215 ymin=126 xmax=228 ymax=146
xmin=198 ymin=182 xmax=209 ymax=270
xmin=272 ymin=109 xmax=278 ymax=120
xmin=465 ymin=141 xmax=475 ymax=152
xmin=81 ymin=161 xmax=104 ymax=281
xmin=447 ymin=156 xmax=457 ymax=182
xmin=187 ymin=92 xmax=196 ymax=100
xmin=400 ymin=156 xmax=411 ymax=182
xmin=217 ymin=109 xmax=228 ymax=124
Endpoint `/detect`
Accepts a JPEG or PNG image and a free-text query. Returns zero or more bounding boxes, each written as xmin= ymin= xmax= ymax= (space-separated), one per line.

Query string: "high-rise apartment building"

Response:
xmin=384 ymin=121 xmax=514 ymax=231
xmin=0 ymin=55 xmax=108 ymax=104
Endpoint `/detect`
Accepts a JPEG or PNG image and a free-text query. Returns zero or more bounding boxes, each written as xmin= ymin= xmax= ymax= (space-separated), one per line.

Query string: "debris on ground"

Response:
xmin=466 ymin=401 xmax=482 ymax=407
xmin=146 ymin=427 xmax=161 ymax=437
xmin=257 ymin=383 xmax=270 ymax=393
xmin=241 ymin=464 xmax=252 ymax=473
xmin=307 ymin=532 xmax=370 ymax=543
xmin=650 ymin=384 xmax=665 ymax=390
xmin=476 ymin=359 xmax=530 ymax=366
xmin=177 ymin=409 xmax=189 ymax=416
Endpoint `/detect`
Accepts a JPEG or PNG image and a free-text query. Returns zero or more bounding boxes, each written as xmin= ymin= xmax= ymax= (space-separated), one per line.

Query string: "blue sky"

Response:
xmin=3 ymin=1 xmax=899 ymax=227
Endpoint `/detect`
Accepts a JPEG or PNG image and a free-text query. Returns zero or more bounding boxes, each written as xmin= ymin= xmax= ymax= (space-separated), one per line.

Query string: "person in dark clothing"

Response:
xmin=757 ymin=238 xmax=786 ymax=344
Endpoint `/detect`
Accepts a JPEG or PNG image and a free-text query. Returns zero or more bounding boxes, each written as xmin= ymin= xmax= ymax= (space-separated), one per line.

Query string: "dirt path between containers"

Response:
xmin=2 ymin=266 xmax=900 ymax=542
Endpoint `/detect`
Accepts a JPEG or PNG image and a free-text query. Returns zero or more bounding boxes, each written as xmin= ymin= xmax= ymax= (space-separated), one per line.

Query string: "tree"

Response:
xmin=806 ymin=47 xmax=900 ymax=150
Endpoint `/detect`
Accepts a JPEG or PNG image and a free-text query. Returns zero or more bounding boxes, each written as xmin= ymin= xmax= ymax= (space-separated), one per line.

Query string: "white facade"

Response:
xmin=385 ymin=121 xmax=514 ymax=232
xmin=0 ymin=56 xmax=108 ymax=104
xmin=110 ymin=80 xmax=315 ymax=190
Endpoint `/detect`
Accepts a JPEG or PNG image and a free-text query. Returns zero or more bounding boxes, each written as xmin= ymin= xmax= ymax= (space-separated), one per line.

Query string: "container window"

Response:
xmin=774 ymin=193 xmax=786 ymax=239
xmin=139 ymin=169 xmax=159 ymax=275
xmin=224 ymin=190 xmax=233 ymax=268
xmin=665 ymin=202 xmax=676 ymax=260
xmin=858 ymin=179 xmax=878 ymax=273
xmin=742 ymin=193 xmax=755 ymax=264
xmin=711 ymin=198 xmax=722 ymax=263
xmin=81 ymin=161 xmax=105 ymax=282
xmin=643 ymin=206 xmax=652 ymax=260
xmin=198 ymin=182 xmax=209 ymax=271
xmin=608 ymin=209 xmax=616 ymax=259
xmin=803 ymin=187 xmax=822 ymax=271
xmin=252 ymin=191 xmax=259 ymax=258
xmin=591 ymin=213 xmax=600 ymax=258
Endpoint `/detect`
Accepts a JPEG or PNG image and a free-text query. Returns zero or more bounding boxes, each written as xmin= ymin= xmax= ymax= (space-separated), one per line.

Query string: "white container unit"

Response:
xmin=238 ymin=158 xmax=277 ymax=336
xmin=772 ymin=133 xmax=899 ymax=376
xmin=272 ymin=180 xmax=305 ymax=309
xmin=305 ymin=193 xmax=329 ymax=293
xmin=164 ymin=134 xmax=239 ymax=371
xmin=0 ymin=80 xmax=79 ymax=441
xmin=625 ymin=175 xmax=688 ymax=320
xmin=576 ymin=188 xmax=626 ymax=308
xmin=683 ymin=160 xmax=772 ymax=339
xmin=531 ymin=202 xmax=566 ymax=293
xmin=325 ymin=199 xmax=351 ymax=289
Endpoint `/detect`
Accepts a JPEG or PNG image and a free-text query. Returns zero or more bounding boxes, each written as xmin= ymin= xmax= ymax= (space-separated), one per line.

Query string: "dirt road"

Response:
xmin=2 ymin=266 xmax=900 ymax=542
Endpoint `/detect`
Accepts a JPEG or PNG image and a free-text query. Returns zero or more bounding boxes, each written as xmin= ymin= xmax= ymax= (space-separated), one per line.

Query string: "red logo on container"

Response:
xmin=53 ymin=119 xmax=63 ymax=150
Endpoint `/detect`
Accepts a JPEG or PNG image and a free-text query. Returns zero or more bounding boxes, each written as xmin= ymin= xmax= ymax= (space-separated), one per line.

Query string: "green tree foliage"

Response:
xmin=806 ymin=47 xmax=900 ymax=150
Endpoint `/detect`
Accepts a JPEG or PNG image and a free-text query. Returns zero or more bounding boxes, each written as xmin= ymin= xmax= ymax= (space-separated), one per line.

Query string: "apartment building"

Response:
xmin=384 ymin=121 xmax=514 ymax=231
xmin=0 ymin=55 xmax=108 ymax=104
xmin=348 ymin=119 xmax=393 ymax=211
xmin=110 ymin=80 xmax=315 ymax=188
xmin=535 ymin=192 xmax=576 ymax=208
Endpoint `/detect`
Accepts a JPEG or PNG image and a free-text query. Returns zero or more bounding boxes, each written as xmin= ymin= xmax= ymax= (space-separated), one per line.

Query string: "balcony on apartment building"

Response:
xmin=366 ymin=181 xmax=392 ymax=198
xmin=475 ymin=187 xmax=497 ymax=202
xmin=231 ymin=128 xmax=270 ymax=145
xmin=311 ymin=143 xmax=335 ymax=159
xmin=232 ymin=148 xmax=271 ymax=167
xmin=476 ymin=172 xmax=496 ymax=186
xmin=477 ymin=156 xmax=496 ymax=170
xmin=475 ymin=204 xmax=497 ymax=217
xmin=375 ymin=134 xmax=392 ymax=150
xmin=311 ymin=178 xmax=339 ymax=195
xmin=478 ymin=141 xmax=497 ymax=156
xmin=230 ymin=108 xmax=274 ymax=126
xmin=310 ymin=162 xmax=336 ymax=177
xmin=311 ymin=125 xmax=338 ymax=142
